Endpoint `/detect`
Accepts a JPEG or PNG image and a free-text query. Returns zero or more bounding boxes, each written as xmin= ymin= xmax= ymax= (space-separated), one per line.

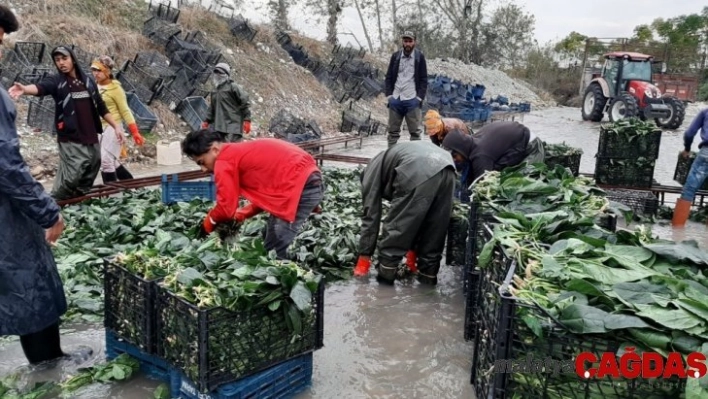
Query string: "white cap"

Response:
xmin=214 ymin=62 xmax=231 ymax=75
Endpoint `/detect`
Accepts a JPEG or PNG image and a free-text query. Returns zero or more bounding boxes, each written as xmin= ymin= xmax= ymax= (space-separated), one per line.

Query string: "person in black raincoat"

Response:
xmin=354 ymin=141 xmax=456 ymax=285
xmin=0 ymin=5 xmax=83 ymax=365
xmin=9 ymin=44 xmax=125 ymax=201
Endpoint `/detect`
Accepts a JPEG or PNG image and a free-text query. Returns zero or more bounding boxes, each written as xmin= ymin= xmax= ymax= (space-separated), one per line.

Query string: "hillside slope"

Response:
xmin=4 ymin=0 xmax=550 ymax=180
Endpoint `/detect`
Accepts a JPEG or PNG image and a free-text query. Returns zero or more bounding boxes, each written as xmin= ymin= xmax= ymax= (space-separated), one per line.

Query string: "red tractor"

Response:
xmin=581 ymin=51 xmax=685 ymax=129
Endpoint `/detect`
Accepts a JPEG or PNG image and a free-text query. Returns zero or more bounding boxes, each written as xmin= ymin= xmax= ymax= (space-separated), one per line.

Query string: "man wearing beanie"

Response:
xmin=201 ymin=62 xmax=252 ymax=142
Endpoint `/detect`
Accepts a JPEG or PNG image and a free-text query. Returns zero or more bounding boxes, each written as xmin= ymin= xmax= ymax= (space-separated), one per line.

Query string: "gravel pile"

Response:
xmin=426 ymin=58 xmax=555 ymax=108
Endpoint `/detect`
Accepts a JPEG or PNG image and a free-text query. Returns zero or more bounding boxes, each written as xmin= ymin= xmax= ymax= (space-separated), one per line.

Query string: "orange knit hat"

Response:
xmin=424 ymin=110 xmax=443 ymax=136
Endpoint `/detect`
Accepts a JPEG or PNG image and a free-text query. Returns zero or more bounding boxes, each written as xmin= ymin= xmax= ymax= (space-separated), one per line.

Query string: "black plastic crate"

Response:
xmin=156 ymin=68 xmax=196 ymax=110
xmin=27 ymin=97 xmax=56 ymax=134
xmin=134 ymin=51 xmax=170 ymax=68
xmin=119 ymin=74 xmax=159 ymax=106
xmin=176 ymin=96 xmax=208 ymax=132
xmin=150 ymin=1 xmax=181 ymax=23
xmin=446 ymin=212 xmax=468 ymax=266
xmin=142 ymin=16 xmax=182 ymax=46
xmin=104 ymin=260 xmax=159 ymax=354
xmin=228 ymin=14 xmax=258 ymax=42
xmin=166 ymin=36 xmax=204 ymax=56
xmin=544 ymin=153 xmax=581 ymax=177
xmin=597 ymin=126 xmax=662 ymax=159
xmin=594 ymin=157 xmax=655 ymax=189
xmin=126 ymin=92 xmax=158 ymax=133
xmin=14 ymin=41 xmax=46 ymax=65
xmin=604 ymin=189 xmax=659 ymax=216
xmin=156 ymin=280 xmax=325 ymax=393
xmin=673 ymin=152 xmax=708 ymax=190
xmin=120 ymin=60 xmax=164 ymax=92
xmin=275 ymin=30 xmax=292 ymax=46
xmin=471 ymin=237 xmax=685 ymax=399
xmin=70 ymin=45 xmax=98 ymax=70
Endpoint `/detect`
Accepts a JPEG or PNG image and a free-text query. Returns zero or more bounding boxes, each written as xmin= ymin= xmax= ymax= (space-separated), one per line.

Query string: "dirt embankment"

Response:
xmin=6 ymin=0 xmax=551 ymax=181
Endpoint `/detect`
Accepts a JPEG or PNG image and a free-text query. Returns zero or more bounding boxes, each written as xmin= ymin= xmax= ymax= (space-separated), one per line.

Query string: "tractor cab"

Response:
xmin=581 ymin=51 xmax=685 ymax=129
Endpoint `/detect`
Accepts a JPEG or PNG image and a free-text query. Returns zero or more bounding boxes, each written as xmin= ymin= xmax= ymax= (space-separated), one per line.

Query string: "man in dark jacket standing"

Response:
xmin=201 ymin=62 xmax=252 ymax=143
xmin=354 ymin=141 xmax=455 ymax=286
xmin=384 ymin=31 xmax=428 ymax=147
xmin=0 ymin=5 xmax=82 ymax=366
xmin=9 ymin=46 xmax=124 ymax=200
xmin=441 ymin=121 xmax=545 ymax=189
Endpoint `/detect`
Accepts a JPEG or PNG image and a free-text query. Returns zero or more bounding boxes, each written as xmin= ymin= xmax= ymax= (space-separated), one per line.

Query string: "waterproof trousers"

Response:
xmin=19 ymin=321 xmax=63 ymax=364
xmin=51 ymin=141 xmax=101 ymax=201
xmin=377 ymin=168 xmax=455 ymax=281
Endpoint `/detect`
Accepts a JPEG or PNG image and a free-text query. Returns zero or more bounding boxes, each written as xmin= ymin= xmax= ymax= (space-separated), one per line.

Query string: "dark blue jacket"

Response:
xmin=684 ymin=108 xmax=708 ymax=152
xmin=384 ymin=49 xmax=428 ymax=100
xmin=36 ymin=46 xmax=109 ymax=143
xmin=0 ymin=87 xmax=67 ymax=336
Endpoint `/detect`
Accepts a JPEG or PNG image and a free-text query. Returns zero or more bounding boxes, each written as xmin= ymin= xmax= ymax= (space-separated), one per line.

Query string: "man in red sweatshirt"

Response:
xmin=181 ymin=130 xmax=324 ymax=259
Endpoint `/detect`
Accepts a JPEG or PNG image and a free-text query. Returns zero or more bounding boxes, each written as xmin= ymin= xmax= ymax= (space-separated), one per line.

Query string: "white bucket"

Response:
xmin=156 ymin=140 xmax=183 ymax=166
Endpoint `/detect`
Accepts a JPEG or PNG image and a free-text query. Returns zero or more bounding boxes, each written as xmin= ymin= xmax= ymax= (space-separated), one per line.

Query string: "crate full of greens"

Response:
xmin=154 ymin=242 xmax=324 ymax=394
xmin=598 ymin=118 xmax=662 ymax=159
xmin=104 ymin=243 xmax=184 ymax=354
xmin=446 ymin=201 xmax=470 ymax=267
xmin=674 ymin=152 xmax=708 ymax=191
xmin=594 ymin=156 xmax=656 ymax=188
xmin=471 ymin=211 xmax=708 ymax=398
xmin=543 ymin=141 xmax=583 ymax=176
xmin=462 ymin=164 xmax=612 ymax=342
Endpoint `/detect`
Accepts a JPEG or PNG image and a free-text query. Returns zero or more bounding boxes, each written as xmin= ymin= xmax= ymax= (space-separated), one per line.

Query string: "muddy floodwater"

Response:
xmin=3 ymin=105 xmax=708 ymax=398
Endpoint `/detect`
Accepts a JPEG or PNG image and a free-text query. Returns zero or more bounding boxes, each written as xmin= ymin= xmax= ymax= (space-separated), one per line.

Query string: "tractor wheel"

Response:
xmin=608 ymin=92 xmax=638 ymax=122
xmin=581 ymin=83 xmax=606 ymax=122
xmin=655 ymin=96 xmax=686 ymax=130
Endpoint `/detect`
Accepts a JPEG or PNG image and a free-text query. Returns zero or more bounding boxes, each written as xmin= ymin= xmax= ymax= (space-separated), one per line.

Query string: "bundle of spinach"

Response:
xmin=0 ymin=354 xmax=139 ymax=399
xmin=472 ymin=163 xmax=610 ymax=219
xmin=600 ymin=117 xmax=661 ymax=138
xmin=542 ymin=141 xmax=583 ymax=157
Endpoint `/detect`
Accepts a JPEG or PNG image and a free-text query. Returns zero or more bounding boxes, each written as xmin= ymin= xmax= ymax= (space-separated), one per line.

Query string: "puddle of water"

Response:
xmin=0 ymin=266 xmax=474 ymax=399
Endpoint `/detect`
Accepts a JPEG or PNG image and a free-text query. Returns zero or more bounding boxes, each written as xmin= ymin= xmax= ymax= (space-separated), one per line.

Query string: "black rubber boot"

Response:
xmin=375 ymin=263 xmax=397 ymax=285
xmin=19 ymin=322 xmax=64 ymax=365
xmin=101 ymin=171 xmax=117 ymax=183
xmin=417 ymin=273 xmax=438 ymax=286
xmin=115 ymin=165 xmax=134 ymax=180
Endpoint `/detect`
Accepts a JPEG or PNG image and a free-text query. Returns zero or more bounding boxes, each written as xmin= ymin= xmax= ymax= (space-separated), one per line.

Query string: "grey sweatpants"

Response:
xmin=387 ymin=98 xmax=423 ymax=147
xmin=51 ymin=141 xmax=101 ymax=201
xmin=377 ymin=168 xmax=456 ymax=280
xmin=264 ymin=172 xmax=325 ymax=259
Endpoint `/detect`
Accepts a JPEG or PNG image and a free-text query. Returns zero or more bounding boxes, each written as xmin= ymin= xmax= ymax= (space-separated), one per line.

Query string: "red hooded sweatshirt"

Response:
xmin=208 ymin=138 xmax=320 ymax=223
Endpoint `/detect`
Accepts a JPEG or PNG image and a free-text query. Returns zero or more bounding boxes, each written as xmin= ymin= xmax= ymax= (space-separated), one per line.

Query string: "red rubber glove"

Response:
xmin=200 ymin=213 xmax=216 ymax=237
xmin=354 ymin=256 xmax=372 ymax=277
xmin=406 ymin=250 xmax=418 ymax=273
xmin=235 ymin=203 xmax=263 ymax=222
xmin=312 ymin=205 xmax=322 ymax=214
xmin=201 ymin=121 xmax=209 ymax=130
xmin=243 ymin=120 xmax=251 ymax=134
xmin=128 ymin=123 xmax=145 ymax=146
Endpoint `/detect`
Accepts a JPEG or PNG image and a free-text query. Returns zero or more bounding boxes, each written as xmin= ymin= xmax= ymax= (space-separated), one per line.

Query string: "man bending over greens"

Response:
xmin=354 ymin=141 xmax=456 ymax=286
xmin=181 ymin=130 xmax=324 ymax=259
xmin=441 ymin=121 xmax=545 ymax=191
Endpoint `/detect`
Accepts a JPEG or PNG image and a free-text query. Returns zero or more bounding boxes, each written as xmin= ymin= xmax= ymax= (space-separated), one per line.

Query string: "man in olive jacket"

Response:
xmin=354 ymin=141 xmax=455 ymax=286
xmin=201 ymin=62 xmax=252 ymax=142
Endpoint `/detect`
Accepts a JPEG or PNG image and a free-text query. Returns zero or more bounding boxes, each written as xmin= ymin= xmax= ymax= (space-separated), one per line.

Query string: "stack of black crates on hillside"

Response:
xmin=593 ymin=118 xmax=661 ymax=217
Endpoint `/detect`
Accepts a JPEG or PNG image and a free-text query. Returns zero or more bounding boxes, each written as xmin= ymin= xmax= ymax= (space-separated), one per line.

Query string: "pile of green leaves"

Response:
xmin=542 ymin=141 xmax=583 ymax=157
xmin=474 ymin=165 xmax=708 ymax=398
xmin=472 ymin=163 xmax=610 ymax=220
xmin=51 ymin=167 xmax=365 ymax=325
xmin=0 ymin=354 xmax=139 ymax=399
xmin=600 ymin=117 xmax=661 ymax=138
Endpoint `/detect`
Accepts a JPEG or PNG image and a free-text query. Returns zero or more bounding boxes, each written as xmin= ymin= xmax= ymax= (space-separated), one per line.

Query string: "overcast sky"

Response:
xmin=169 ymin=0 xmax=706 ymax=50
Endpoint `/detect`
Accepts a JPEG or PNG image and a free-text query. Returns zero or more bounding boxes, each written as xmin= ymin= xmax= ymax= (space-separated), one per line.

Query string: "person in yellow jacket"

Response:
xmin=423 ymin=109 xmax=471 ymax=146
xmin=90 ymin=56 xmax=145 ymax=182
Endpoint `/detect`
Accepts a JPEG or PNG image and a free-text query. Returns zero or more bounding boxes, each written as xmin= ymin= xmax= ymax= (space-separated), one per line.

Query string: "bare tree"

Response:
xmin=353 ymin=0 xmax=375 ymax=52
xmin=300 ymin=0 xmax=344 ymax=45
xmin=488 ymin=3 xmax=535 ymax=69
xmin=268 ymin=0 xmax=291 ymax=30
